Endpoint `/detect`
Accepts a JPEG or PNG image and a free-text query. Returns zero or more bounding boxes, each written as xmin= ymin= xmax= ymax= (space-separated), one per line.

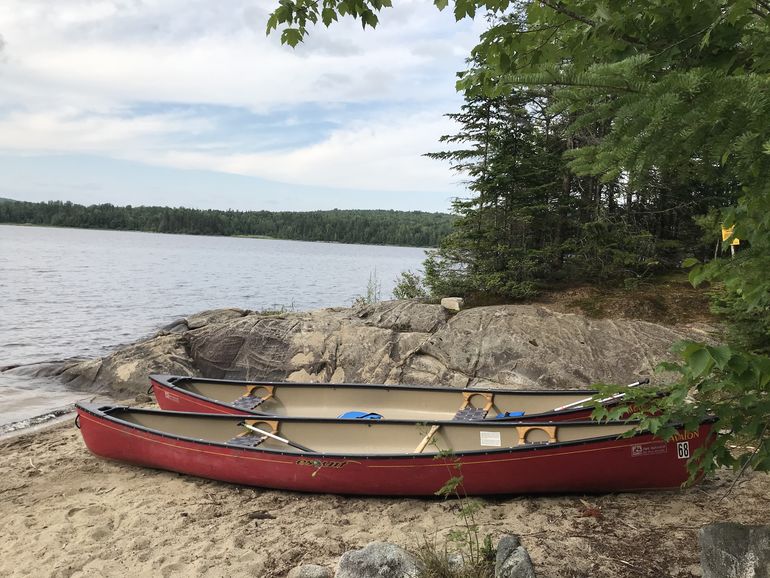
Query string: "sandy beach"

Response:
xmin=0 ymin=417 xmax=768 ymax=578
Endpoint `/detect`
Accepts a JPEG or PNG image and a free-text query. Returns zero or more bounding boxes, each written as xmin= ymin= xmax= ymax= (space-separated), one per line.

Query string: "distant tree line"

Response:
xmin=0 ymin=199 xmax=453 ymax=247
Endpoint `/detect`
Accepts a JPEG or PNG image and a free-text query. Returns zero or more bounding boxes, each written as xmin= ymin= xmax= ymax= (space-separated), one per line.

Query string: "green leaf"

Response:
xmin=434 ymin=0 xmax=449 ymax=10
xmin=280 ymin=28 xmax=303 ymax=47
xmin=681 ymin=257 xmax=699 ymax=268
xmin=361 ymin=10 xmax=378 ymax=29
xmin=266 ymin=13 xmax=279 ymax=33
xmin=708 ymin=345 xmax=732 ymax=370
xmin=454 ymin=0 xmax=475 ymax=20
xmin=321 ymin=7 xmax=338 ymax=26
xmin=687 ymin=347 xmax=714 ymax=378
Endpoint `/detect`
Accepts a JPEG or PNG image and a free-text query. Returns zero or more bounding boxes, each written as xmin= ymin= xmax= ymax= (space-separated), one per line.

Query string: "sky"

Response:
xmin=0 ymin=0 xmax=483 ymax=212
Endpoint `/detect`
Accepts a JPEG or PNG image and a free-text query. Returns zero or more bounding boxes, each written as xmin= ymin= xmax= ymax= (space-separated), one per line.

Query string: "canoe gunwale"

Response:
xmin=150 ymin=374 xmax=602 ymax=396
xmin=149 ymin=374 xmax=614 ymax=421
xmin=76 ymin=403 xmax=718 ymax=462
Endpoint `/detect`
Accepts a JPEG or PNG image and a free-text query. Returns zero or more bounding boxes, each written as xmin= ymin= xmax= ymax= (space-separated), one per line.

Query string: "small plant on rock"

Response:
xmin=353 ymin=270 xmax=382 ymax=306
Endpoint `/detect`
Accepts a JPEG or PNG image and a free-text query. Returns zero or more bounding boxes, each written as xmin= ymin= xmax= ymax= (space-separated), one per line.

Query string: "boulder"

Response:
xmin=185 ymin=308 xmax=249 ymax=330
xmin=287 ymin=564 xmax=333 ymax=578
xmin=10 ymin=301 xmax=716 ymax=396
xmin=355 ymin=300 xmax=449 ymax=333
xmin=335 ymin=542 xmax=419 ymax=578
xmin=700 ymin=523 xmax=770 ymax=578
xmin=398 ymin=305 xmax=709 ymax=388
xmin=185 ymin=301 xmax=446 ymax=385
xmin=441 ymin=297 xmax=464 ymax=312
xmin=496 ymin=535 xmax=536 ymax=578
xmin=159 ymin=318 xmax=188 ymax=334
xmin=51 ymin=334 xmax=198 ymax=394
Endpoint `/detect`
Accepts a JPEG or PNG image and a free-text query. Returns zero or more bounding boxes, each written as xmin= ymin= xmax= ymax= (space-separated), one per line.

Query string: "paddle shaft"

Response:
xmin=552 ymin=378 xmax=650 ymax=412
xmin=241 ymin=422 xmax=315 ymax=453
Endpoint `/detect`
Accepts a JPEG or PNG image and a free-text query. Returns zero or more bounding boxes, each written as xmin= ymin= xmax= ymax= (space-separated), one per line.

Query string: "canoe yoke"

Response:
xmin=516 ymin=425 xmax=558 ymax=445
xmin=461 ymin=391 xmax=495 ymax=412
xmin=232 ymin=385 xmax=276 ymax=411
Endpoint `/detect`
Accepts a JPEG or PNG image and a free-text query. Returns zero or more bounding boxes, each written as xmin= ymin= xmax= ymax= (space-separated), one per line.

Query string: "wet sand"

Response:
xmin=1 ymin=420 xmax=768 ymax=577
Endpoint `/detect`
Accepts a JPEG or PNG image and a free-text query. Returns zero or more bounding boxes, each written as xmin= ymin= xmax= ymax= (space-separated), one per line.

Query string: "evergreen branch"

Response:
xmin=520 ymin=79 xmax=640 ymax=92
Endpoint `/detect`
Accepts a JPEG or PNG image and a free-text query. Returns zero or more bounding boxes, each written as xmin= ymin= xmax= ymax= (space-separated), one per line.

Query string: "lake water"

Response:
xmin=0 ymin=224 xmax=426 ymax=429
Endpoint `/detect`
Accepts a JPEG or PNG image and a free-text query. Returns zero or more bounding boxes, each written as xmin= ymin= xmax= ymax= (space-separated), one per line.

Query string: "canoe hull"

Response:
xmin=76 ymin=406 xmax=713 ymax=496
xmin=150 ymin=376 xmax=615 ymax=422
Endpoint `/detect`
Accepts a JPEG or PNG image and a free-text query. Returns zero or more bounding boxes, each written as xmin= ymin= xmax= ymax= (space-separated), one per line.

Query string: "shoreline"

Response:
xmin=0 ymin=393 xmax=119 ymax=440
xmin=1 ymin=419 xmax=768 ymax=577
xmin=0 ymin=407 xmax=78 ymax=441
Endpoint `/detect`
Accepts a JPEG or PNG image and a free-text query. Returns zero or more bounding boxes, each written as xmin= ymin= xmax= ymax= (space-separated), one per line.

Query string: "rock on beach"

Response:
xmin=7 ymin=300 xmax=715 ymax=396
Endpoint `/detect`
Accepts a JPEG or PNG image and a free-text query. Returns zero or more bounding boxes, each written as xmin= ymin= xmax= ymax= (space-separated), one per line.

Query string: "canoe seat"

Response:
xmin=233 ymin=385 xmax=276 ymax=410
xmin=453 ymin=407 xmax=489 ymax=421
xmin=232 ymin=396 xmax=268 ymax=411
xmin=227 ymin=432 xmax=267 ymax=447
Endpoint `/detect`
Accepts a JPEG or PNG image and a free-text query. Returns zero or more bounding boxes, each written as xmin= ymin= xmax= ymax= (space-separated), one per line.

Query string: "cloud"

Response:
xmin=0 ymin=0 xmax=478 ymax=205
xmin=139 ymin=110 xmax=463 ymax=192
xmin=0 ymin=108 xmax=211 ymax=153
xmin=1 ymin=0 xmax=471 ymax=110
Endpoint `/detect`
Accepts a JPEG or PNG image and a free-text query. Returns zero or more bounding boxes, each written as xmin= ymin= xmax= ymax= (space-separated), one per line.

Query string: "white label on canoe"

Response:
xmin=480 ymin=431 xmax=501 ymax=447
xmin=677 ymin=441 xmax=690 ymax=459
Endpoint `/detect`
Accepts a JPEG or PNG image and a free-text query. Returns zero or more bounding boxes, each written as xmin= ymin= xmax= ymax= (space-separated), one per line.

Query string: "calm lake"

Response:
xmin=0 ymin=224 xmax=426 ymax=429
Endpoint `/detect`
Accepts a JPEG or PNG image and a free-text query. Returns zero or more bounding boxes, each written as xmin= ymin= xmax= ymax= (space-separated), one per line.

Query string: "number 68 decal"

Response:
xmin=676 ymin=441 xmax=690 ymax=459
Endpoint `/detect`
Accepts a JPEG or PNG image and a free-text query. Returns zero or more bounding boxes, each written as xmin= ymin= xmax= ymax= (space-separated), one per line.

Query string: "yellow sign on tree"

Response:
xmin=721 ymin=225 xmax=740 ymax=246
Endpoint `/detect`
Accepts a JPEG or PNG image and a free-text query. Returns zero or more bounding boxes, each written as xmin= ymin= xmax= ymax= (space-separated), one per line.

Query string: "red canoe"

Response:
xmin=149 ymin=374 xmax=650 ymax=422
xmin=76 ymin=404 xmax=714 ymax=496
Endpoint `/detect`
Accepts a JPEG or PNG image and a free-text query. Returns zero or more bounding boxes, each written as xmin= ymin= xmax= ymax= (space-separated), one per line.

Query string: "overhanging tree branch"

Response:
xmin=539 ymin=0 xmax=646 ymax=46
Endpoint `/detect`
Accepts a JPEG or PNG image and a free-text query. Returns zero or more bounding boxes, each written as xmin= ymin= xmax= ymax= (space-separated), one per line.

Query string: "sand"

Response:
xmin=1 ymin=419 xmax=768 ymax=578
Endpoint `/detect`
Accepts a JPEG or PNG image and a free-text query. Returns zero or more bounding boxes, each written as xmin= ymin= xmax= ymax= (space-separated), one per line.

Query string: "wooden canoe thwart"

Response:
xmin=149 ymin=374 xmax=651 ymax=423
xmin=76 ymin=404 xmax=715 ymax=496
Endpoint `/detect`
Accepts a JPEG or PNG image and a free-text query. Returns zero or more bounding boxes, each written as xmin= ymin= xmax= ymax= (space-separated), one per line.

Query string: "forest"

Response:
xmin=0 ymin=199 xmax=453 ymax=247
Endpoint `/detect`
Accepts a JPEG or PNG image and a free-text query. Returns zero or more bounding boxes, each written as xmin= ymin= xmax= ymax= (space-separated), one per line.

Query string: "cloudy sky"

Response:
xmin=0 ymin=0 xmax=482 ymax=212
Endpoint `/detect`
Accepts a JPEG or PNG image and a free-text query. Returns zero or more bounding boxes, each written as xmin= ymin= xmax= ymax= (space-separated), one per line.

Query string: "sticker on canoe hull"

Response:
xmin=480 ymin=431 xmax=502 ymax=447
xmin=676 ymin=441 xmax=690 ymax=459
xmin=631 ymin=442 xmax=668 ymax=457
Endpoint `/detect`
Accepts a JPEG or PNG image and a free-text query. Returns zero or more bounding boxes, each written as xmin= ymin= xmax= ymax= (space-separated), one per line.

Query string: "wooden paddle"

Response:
xmin=551 ymin=378 xmax=650 ymax=412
